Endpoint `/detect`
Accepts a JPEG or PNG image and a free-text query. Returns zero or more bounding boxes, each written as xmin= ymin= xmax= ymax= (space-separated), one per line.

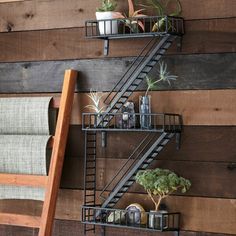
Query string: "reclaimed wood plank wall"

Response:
xmin=0 ymin=0 xmax=235 ymax=235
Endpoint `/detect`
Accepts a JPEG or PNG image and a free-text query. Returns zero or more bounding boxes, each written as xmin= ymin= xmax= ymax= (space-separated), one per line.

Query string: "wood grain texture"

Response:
xmin=0 ymin=174 xmax=48 ymax=187
xmin=1 ymin=190 xmax=236 ymax=234
xmin=60 ymin=155 xmax=236 ymax=198
xmin=63 ymin=126 xmax=236 ymax=163
xmin=0 ymin=18 xmax=235 ymax=62
xmin=0 ymin=0 xmax=235 ymax=32
xmin=0 ymin=53 xmax=236 ymax=93
xmin=1 ymin=89 xmax=236 ymax=126
xmin=1 ymin=220 xmax=233 ymax=236
xmin=0 ymin=213 xmax=40 ymax=228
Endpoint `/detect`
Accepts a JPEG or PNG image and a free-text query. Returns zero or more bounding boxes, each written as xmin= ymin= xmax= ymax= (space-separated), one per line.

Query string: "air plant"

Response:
xmin=138 ymin=0 xmax=182 ymax=32
xmin=145 ymin=61 xmax=178 ymax=96
xmin=113 ymin=0 xmax=146 ymax=32
xmin=85 ymin=89 xmax=105 ymax=114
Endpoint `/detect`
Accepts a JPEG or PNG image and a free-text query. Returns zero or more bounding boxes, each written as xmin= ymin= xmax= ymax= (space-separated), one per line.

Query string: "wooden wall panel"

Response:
xmin=1 ymin=190 xmax=236 ymax=234
xmin=0 ymin=220 xmax=233 ymax=236
xmin=63 ymin=126 xmax=236 ymax=162
xmin=0 ymin=18 xmax=235 ymax=62
xmin=0 ymin=53 xmax=235 ymax=93
xmin=0 ymin=0 xmax=235 ymax=32
xmin=1 ymin=89 xmax=236 ymax=125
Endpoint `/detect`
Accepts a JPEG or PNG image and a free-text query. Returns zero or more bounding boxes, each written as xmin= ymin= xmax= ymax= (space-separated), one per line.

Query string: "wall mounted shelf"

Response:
xmin=82 ymin=15 xmax=184 ymax=236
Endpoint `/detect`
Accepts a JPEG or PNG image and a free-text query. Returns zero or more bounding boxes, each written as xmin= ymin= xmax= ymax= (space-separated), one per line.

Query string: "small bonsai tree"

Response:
xmin=135 ymin=168 xmax=191 ymax=211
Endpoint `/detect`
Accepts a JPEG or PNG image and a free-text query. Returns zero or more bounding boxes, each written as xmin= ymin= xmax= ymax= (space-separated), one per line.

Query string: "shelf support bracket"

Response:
xmin=176 ymin=37 xmax=182 ymax=52
xmin=102 ymin=131 xmax=107 ymax=147
xmin=104 ymin=39 xmax=109 ymax=56
xmin=176 ymin=132 xmax=181 ymax=150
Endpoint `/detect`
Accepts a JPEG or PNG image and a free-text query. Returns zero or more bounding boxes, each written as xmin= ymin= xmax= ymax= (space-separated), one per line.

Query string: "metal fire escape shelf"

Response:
xmin=82 ymin=15 xmax=184 ymax=236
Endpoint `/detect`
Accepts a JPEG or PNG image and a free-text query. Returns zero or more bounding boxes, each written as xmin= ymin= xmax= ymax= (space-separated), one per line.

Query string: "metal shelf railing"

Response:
xmin=85 ymin=15 xmax=184 ymax=39
xmin=82 ymin=112 xmax=182 ymax=133
xmin=82 ymin=206 xmax=180 ymax=234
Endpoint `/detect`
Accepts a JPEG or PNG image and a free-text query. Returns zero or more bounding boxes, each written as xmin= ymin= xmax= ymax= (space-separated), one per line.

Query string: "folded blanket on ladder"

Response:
xmin=0 ymin=97 xmax=52 ymax=200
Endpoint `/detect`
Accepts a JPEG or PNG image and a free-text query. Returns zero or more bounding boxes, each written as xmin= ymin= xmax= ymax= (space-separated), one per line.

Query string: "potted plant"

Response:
xmin=85 ymin=89 xmax=105 ymax=127
xmin=96 ymin=0 xmax=121 ymax=35
xmin=135 ymin=168 xmax=191 ymax=229
xmin=139 ymin=61 xmax=178 ymax=129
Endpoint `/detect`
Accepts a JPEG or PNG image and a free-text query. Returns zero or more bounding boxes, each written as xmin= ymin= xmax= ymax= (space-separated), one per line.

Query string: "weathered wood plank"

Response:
xmin=64 ymin=126 xmax=236 ymax=163
xmin=61 ymin=155 xmax=236 ymax=198
xmin=2 ymin=89 xmax=236 ymax=125
xmin=1 ymin=220 xmax=233 ymax=236
xmin=0 ymin=53 xmax=236 ymax=93
xmin=0 ymin=18 xmax=235 ymax=62
xmin=0 ymin=0 xmax=235 ymax=32
xmin=0 ymin=190 xmax=236 ymax=234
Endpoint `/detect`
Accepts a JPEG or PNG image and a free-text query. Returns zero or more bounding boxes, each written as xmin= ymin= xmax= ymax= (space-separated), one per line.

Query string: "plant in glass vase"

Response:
xmin=135 ymin=168 xmax=191 ymax=229
xmin=139 ymin=61 xmax=177 ymax=129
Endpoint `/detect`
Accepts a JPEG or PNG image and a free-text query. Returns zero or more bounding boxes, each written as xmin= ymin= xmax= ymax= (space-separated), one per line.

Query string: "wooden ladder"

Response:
xmin=0 ymin=69 xmax=77 ymax=236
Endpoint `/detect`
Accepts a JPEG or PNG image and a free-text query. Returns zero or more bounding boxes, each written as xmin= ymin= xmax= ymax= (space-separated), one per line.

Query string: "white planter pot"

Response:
xmin=95 ymin=11 xmax=119 ymax=35
xmin=149 ymin=210 xmax=168 ymax=229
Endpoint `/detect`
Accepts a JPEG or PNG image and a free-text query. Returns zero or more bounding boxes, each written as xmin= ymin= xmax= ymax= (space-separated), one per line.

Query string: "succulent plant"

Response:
xmin=96 ymin=0 xmax=117 ymax=12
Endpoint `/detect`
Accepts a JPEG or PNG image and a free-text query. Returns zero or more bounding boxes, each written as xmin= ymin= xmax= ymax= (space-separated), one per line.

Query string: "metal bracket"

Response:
xmin=101 ymin=131 xmax=107 ymax=147
xmin=176 ymin=37 xmax=182 ymax=52
xmin=104 ymin=39 xmax=109 ymax=56
xmin=176 ymin=133 xmax=181 ymax=150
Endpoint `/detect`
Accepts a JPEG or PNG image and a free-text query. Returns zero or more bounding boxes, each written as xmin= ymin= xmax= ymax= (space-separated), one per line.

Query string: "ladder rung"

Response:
xmin=0 ymin=213 xmax=41 ymax=228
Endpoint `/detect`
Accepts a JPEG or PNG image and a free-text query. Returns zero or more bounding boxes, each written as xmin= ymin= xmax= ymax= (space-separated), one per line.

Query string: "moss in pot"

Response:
xmin=135 ymin=168 xmax=191 ymax=229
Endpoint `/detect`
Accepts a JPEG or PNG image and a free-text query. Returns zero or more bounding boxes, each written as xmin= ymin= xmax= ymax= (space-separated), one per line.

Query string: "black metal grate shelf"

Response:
xmin=82 ymin=112 xmax=182 ymax=133
xmin=85 ymin=15 xmax=184 ymax=39
xmin=82 ymin=206 xmax=180 ymax=233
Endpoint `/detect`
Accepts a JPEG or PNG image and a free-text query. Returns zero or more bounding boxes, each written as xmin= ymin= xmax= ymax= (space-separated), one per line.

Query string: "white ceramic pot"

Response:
xmin=149 ymin=210 xmax=168 ymax=229
xmin=95 ymin=11 xmax=119 ymax=35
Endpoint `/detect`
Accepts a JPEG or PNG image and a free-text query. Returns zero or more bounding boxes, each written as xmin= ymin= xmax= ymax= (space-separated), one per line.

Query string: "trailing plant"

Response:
xmin=144 ymin=61 xmax=178 ymax=96
xmin=96 ymin=0 xmax=117 ymax=12
xmin=135 ymin=168 xmax=191 ymax=211
xmin=85 ymin=89 xmax=105 ymax=114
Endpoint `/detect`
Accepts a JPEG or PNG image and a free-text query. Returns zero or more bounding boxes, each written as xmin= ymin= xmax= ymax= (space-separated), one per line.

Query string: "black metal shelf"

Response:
xmin=82 ymin=206 xmax=180 ymax=235
xmin=85 ymin=15 xmax=184 ymax=55
xmin=82 ymin=112 xmax=182 ymax=133
xmin=85 ymin=15 xmax=184 ymax=39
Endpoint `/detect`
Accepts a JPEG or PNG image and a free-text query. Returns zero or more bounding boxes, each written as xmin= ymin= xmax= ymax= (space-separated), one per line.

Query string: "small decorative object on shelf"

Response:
xmin=116 ymin=101 xmax=136 ymax=129
xmin=135 ymin=168 xmax=191 ymax=229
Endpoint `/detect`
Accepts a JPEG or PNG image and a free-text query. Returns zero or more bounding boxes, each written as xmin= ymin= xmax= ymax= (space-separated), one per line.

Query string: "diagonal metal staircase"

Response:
xmin=99 ymin=132 xmax=175 ymax=209
xmin=100 ymin=35 xmax=176 ymax=126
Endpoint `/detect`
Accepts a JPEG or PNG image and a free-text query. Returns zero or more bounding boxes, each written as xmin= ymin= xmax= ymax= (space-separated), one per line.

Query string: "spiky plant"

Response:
xmin=96 ymin=0 xmax=117 ymax=12
xmin=85 ymin=89 xmax=105 ymax=114
xmin=144 ymin=61 xmax=177 ymax=96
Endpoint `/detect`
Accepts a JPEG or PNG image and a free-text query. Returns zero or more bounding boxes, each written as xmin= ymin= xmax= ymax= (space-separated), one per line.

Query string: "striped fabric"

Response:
xmin=0 ymin=97 xmax=52 ymax=200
